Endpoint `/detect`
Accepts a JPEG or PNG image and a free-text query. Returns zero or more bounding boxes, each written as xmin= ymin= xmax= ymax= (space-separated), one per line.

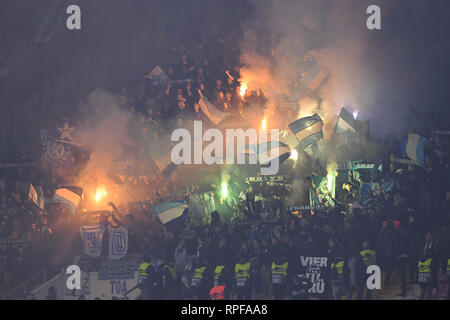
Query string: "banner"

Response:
xmin=108 ymin=225 xmax=128 ymax=260
xmin=0 ymin=162 xmax=36 ymax=168
xmin=433 ymin=130 xmax=450 ymax=135
xmin=298 ymin=256 xmax=330 ymax=298
xmin=245 ymin=176 xmax=288 ymax=183
xmin=339 ymin=160 xmax=376 ymax=171
xmin=287 ymin=205 xmax=325 ymax=212
xmin=390 ymin=157 xmax=421 ymax=166
xmin=80 ymin=225 xmax=105 ymax=258
xmin=98 ymin=259 xmax=137 ymax=280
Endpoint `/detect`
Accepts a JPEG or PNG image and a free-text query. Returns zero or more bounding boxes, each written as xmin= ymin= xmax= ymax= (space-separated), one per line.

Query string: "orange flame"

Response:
xmin=95 ymin=186 xmax=108 ymax=203
xmin=261 ymin=117 xmax=267 ymax=130
xmin=240 ymin=83 xmax=248 ymax=97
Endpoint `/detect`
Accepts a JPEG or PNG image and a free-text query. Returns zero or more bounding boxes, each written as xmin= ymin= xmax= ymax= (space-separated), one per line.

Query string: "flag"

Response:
xmin=400 ymin=133 xmax=426 ymax=166
xmin=288 ymin=114 xmax=324 ymax=150
xmin=80 ymin=225 xmax=105 ymax=258
xmin=335 ymin=108 xmax=357 ymax=134
xmin=153 ymin=200 xmax=189 ymax=229
xmin=41 ymin=123 xmax=82 ymax=165
xmin=153 ymin=149 xmax=177 ymax=177
xmin=53 ymin=188 xmax=81 ymax=214
xmin=310 ymin=173 xmax=335 ymax=207
xmin=28 ymin=184 xmax=44 ymax=210
xmin=198 ymin=97 xmax=233 ymax=125
xmin=145 ymin=65 xmax=169 ymax=84
xmin=108 ymin=225 xmax=128 ymax=260
xmin=309 ymin=188 xmax=320 ymax=206
xmin=360 ymin=183 xmax=372 ymax=206
xmin=257 ymin=141 xmax=291 ymax=166
xmin=304 ymin=139 xmax=327 ymax=158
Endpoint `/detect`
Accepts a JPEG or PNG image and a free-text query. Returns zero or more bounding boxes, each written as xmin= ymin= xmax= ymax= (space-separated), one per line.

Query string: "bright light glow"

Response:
xmin=326 ymin=162 xmax=338 ymax=199
xmin=221 ymin=182 xmax=228 ymax=199
xmin=95 ymin=186 xmax=108 ymax=203
xmin=240 ymin=83 xmax=248 ymax=97
xmin=353 ymin=111 xmax=359 ymax=120
xmin=261 ymin=117 xmax=267 ymax=130
xmin=290 ymin=150 xmax=299 ymax=161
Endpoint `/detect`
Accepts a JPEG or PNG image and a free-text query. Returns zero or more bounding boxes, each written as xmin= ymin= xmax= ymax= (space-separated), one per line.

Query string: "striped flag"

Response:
xmin=335 ymin=108 xmax=357 ymax=134
xmin=400 ymin=133 xmax=426 ymax=166
xmin=53 ymin=188 xmax=81 ymax=214
xmin=28 ymin=184 xmax=45 ymax=210
xmin=257 ymin=141 xmax=291 ymax=166
xmin=198 ymin=97 xmax=233 ymax=125
xmin=288 ymin=114 xmax=324 ymax=150
xmin=153 ymin=200 xmax=189 ymax=229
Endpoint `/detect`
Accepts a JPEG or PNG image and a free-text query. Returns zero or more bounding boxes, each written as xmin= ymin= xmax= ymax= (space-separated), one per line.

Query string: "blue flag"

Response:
xmin=400 ymin=133 xmax=426 ymax=166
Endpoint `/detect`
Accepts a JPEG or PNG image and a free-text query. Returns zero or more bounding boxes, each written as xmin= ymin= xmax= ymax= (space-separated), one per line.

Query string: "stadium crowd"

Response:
xmin=0 ymin=14 xmax=449 ymax=300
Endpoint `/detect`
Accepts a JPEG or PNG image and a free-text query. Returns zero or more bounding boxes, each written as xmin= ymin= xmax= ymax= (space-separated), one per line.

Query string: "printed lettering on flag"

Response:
xmin=80 ymin=225 xmax=105 ymax=258
xmin=108 ymin=225 xmax=128 ymax=260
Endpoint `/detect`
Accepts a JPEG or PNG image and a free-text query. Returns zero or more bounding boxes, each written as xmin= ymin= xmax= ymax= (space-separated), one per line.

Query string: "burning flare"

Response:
xmin=326 ymin=162 xmax=338 ymax=199
xmin=261 ymin=117 xmax=267 ymax=130
xmin=239 ymin=83 xmax=248 ymax=97
xmin=95 ymin=186 xmax=108 ymax=203
xmin=289 ymin=149 xmax=299 ymax=161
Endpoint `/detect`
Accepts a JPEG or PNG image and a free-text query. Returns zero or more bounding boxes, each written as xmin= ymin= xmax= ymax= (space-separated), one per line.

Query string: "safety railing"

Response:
xmin=2 ymin=268 xmax=48 ymax=300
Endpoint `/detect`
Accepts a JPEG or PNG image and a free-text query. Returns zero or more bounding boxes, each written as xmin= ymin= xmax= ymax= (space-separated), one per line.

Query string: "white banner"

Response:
xmin=80 ymin=225 xmax=105 ymax=258
xmin=108 ymin=225 xmax=128 ymax=260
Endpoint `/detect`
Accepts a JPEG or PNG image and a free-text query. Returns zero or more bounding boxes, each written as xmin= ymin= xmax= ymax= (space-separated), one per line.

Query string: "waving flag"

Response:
xmin=288 ymin=114 xmax=324 ymax=150
xmin=53 ymin=188 xmax=81 ymax=214
xmin=28 ymin=184 xmax=44 ymax=210
xmin=153 ymin=200 xmax=189 ymax=229
xmin=257 ymin=141 xmax=291 ymax=166
xmin=145 ymin=65 xmax=169 ymax=84
xmin=335 ymin=108 xmax=357 ymax=134
xmin=198 ymin=97 xmax=233 ymax=125
xmin=310 ymin=173 xmax=335 ymax=207
xmin=400 ymin=133 xmax=426 ymax=166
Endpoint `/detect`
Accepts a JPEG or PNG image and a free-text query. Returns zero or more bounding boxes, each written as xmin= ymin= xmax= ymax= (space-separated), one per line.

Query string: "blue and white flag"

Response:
xmin=288 ymin=114 xmax=324 ymax=150
xmin=108 ymin=225 xmax=128 ymax=260
xmin=400 ymin=133 xmax=426 ymax=166
xmin=28 ymin=184 xmax=45 ymax=210
xmin=53 ymin=188 xmax=81 ymax=214
xmin=145 ymin=65 xmax=169 ymax=84
xmin=80 ymin=225 xmax=105 ymax=258
xmin=153 ymin=200 xmax=189 ymax=229
xmin=256 ymin=141 xmax=291 ymax=166
xmin=335 ymin=107 xmax=357 ymax=134
xmin=198 ymin=97 xmax=233 ymax=125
